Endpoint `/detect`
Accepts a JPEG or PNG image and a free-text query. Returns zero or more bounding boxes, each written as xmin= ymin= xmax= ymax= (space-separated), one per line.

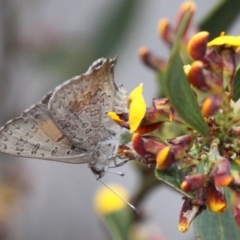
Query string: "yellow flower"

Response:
xmin=128 ymin=83 xmax=146 ymax=133
xmin=94 ymin=184 xmax=129 ymax=215
xmin=207 ymin=34 xmax=240 ymax=51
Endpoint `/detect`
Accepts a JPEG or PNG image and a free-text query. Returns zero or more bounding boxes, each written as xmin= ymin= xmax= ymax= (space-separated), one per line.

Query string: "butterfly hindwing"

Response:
xmin=0 ymin=103 xmax=90 ymax=163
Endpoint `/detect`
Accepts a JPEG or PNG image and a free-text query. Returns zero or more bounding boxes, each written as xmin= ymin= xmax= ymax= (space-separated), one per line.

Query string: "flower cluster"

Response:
xmin=108 ymin=2 xmax=240 ymax=233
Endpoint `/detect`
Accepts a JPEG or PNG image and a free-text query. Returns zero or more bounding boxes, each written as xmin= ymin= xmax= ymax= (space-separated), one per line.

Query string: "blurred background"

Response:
xmin=0 ymin=0 xmax=239 ymax=239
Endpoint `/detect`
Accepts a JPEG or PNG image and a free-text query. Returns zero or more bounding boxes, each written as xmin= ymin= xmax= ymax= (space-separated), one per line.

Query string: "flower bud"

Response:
xmin=132 ymin=133 xmax=148 ymax=156
xmin=210 ymin=158 xmax=232 ymax=187
xmin=188 ymin=61 xmax=223 ymax=93
xmin=139 ymin=47 xmax=167 ymax=71
xmin=156 ymin=145 xmax=184 ymax=169
xmin=175 ymin=2 xmax=196 ymax=38
xmin=187 ymin=31 xmax=209 ymax=60
xmin=141 ymin=107 xmax=169 ymax=124
xmin=168 ymin=135 xmax=193 ymax=151
xmin=187 ymin=61 xmax=211 ymax=91
xmin=201 ymin=94 xmax=222 ymax=117
xmin=141 ymin=135 xmax=166 ymax=155
xmin=206 ymin=184 xmax=227 ymax=213
xmin=136 ymin=122 xmax=163 ymax=135
xmin=181 ymin=174 xmax=205 ymax=192
xmin=157 ymin=18 xmax=174 ymax=46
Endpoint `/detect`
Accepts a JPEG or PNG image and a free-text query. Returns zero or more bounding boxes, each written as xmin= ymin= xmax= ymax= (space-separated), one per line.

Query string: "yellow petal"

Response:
xmin=94 ymin=184 xmax=129 ymax=215
xmin=207 ymin=35 xmax=240 ymax=51
xmin=107 ymin=112 xmax=124 ymax=124
xmin=128 ymin=83 xmax=143 ymax=107
xmin=129 ymin=95 xmax=146 ymax=133
xmin=128 ymin=84 xmax=146 ymax=133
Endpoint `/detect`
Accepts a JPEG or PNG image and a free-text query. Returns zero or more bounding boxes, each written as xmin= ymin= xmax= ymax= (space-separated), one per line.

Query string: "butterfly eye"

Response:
xmin=92 ymin=165 xmax=104 ymax=173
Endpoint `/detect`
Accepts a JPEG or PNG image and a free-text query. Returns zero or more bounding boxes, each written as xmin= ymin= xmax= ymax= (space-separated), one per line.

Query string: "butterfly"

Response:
xmin=0 ymin=57 xmax=128 ymax=178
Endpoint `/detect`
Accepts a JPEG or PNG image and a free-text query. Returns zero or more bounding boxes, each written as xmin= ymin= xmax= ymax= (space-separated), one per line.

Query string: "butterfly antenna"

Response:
xmin=98 ymin=179 xmax=139 ymax=215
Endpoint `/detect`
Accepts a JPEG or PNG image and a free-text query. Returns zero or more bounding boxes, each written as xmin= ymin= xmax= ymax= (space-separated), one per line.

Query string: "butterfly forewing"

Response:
xmin=48 ymin=58 xmax=119 ymax=149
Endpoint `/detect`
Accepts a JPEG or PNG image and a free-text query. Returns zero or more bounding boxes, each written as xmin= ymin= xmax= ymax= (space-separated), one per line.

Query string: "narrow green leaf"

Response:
xmin=193 ymin=189 xmax=240 ymax=240
xmin=165 ymin=53 xmax=209 ymax=136
xmin=155 ymin=72 xmax=166 ymax=98
xmin=164 ymin=9 xmax=209 ymax=136
xmin=233 ymin=65 xmax=240 ymax=102
xmin=155 ymin=165 xmax=193 ymax=199
xmin=199 ymin=0 xmax=240 ymax=40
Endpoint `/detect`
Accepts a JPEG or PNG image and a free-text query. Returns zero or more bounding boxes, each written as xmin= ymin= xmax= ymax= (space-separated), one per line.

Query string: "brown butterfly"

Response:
xmin=0 ymin=58 xmax=128 ymax=178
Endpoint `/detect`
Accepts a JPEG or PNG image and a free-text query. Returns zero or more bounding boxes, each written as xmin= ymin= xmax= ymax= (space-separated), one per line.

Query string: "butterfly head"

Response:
xmin=90 ymin=163 xmax=109 ymax=179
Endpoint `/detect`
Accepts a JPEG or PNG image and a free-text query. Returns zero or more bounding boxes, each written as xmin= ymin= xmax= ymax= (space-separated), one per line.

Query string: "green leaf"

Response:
xmin=103 ymin=209 xmax=134 ymax=240
xmin=233 ymin=65 xmax=240 ymax=102
xmin=230 ymin=159 xmax=240 ymax=172
xmin=156 ymin=71 xmax=166 ymax=98
xmin=193 ymin=188 xmax=240 ymax=240
xmin=164 ymin=10 xmax=209 ymax=136
xmin=155 ymin=164 xmax=193 ymax=199
xmin=199 ymin=0 xmax=240 ymax=40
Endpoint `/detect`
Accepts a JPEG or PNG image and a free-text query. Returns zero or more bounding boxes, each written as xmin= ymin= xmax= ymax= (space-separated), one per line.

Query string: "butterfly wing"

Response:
xmin=0 ymin=103 xmax=90 ymax=163
xmin=48 ymin=58 xmax=127 ymax=150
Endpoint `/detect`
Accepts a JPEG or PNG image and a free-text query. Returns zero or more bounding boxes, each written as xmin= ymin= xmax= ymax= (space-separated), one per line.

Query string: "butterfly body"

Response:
xmin=0 ymin=58 xmax=127 ymax=178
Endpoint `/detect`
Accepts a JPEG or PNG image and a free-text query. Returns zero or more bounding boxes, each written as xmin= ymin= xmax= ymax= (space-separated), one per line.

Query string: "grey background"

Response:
xmin=0 ymin=1 xmax=239 ymax=239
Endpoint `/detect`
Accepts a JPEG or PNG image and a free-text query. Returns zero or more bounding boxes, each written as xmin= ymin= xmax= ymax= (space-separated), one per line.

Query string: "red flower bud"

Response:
xmin=139 ymin=47 xmax=167 ymax=71
xmin=136 ymin=122 xmax=163 ymax=135
xmin=187 ymin=32 xmax=209 ymax=60
xmin=157 ymin=18 xmax=174 ymax=46
xmin=188 ymin=61 xmax=223 ymax=93
xmin=181 ymin=174 xmax=205 ymax=192
xmin=188 ymin=61 xmax=211 ymax=91
xmin=132 ymin=133 xmax=148 ymax=156
xmin=142 ymin=136 xmax=166 ymax=155
xmin=210 ymin=158 xmax=232 ymax=187
xmin=168 ymin=135 xmax=193 ymax=150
